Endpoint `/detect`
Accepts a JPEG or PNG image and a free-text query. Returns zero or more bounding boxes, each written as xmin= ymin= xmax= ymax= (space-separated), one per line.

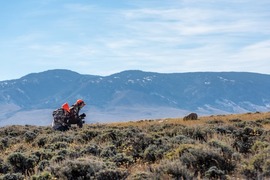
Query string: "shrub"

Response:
xmin=170 ymin=135 xmax=195 ymax=144
xmin=232 ymin=128 xmax=255 ymax=153
xmin=81 ymin=144 xmax=101 ymax=156
xmin=35 ymin=136 xmax=47 ymax=147
xmin=95 ymin=169 xmax=128 ymax=180
xmin=250 ymin=153 xmax=268 ymax=172
xmin=161 ymin=159 xmax=193 ymax=179
xmin=234 ymin=121 xmax=262 ymax=128
xmin=205 ymin=166 xmax=226 ymax=179
xmin=100 ymin=145 xmax=117 ymax=158
xmin=143 ymin=145 xmax=164 ymax=162
xmin=79 ymin=130 xmax=99 ymax=142
xmin=208 ymin=140 xmax=234 ymax=159
xmin=112 ymin=153 xmax=133 ymax=167
xmin=50 ymin=134 xmax=74 ymax=144
xmin=4 ymin=126 xmax=24 ymax=137
xmin=180 ymin=148 xmax=235 ymax=177
xmin=122 ymin=132 xmax=155 ymax=159
xmin=229 ymin=118 xmax=242 ymax=123
xmin=33 ymin=150 xmax=53 ymax=162
xmin=241 ymin=165 xmax=257 ymax=180
xmin=0 ymin=158 xmax=10 ymax=174
xmin=182 ymin=127 xmax=208 ymax=142
xmin=256 ymin=118 xmax=270 ymax=125
xmin=49 ymin=158 xmax=104 ymax=180
xmin=157 ymin=124 xmax=185 ymax=137
xmin=7 ymin=152 xmax=37 ymax=174
xmin=52 ymin=142 xmax=69 ymax=150
xmin=262 ymin=160 xmax=270 ymax=177
xmin=24 ymin=131 xmax=37 ymax=143
xmin=206 ymin=119 xmax=224 ymax=124
xmin=251 ymin=141 xmax=269 ymax=154
xmin=31 ymin=171 xmax=52 ymax=180
xmin=37 ymin=160 xmax=50 ymax=171
xmin=51 ymin=155 xmax=65 ymax=163
xmin=215 ymin=125 xmax=235 ymax=134
xmin=129 ymin=171 xmax=154 ymax=180
xmin=0 ymin=137 xmax=9 ymax=150
xmin=0 ymin=173 xmax=24 ymax=180
xmin=97 ymin=130 xmax=119 ymax=143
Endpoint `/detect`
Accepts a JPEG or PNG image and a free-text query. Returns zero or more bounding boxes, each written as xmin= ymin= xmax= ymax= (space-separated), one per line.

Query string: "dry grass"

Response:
xmin=1 ymin=111 xmax=270 ymax=179
xmin=111 ymin=111 xmax=270 ymax=128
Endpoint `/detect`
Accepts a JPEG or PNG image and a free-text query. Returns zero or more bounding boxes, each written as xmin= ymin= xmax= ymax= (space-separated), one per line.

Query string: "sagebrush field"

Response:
xmin=1 ymin=112 xmax=270 ymax=179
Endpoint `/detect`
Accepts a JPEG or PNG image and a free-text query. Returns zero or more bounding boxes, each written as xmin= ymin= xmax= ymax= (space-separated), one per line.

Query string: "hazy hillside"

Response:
xmin=0 ymin=69 xmax=270 ymax=126
xmin=0 ymin=112 xmax=270 ymax=179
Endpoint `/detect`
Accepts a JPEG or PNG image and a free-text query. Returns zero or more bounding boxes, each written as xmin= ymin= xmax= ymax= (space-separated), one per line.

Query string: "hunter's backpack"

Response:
xmin=52 ymin=108 xmax=64 ymax=119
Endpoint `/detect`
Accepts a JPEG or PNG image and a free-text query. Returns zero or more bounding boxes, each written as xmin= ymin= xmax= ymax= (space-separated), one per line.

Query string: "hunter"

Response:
xmin=69 ymin=99 xmax=86 ymax=128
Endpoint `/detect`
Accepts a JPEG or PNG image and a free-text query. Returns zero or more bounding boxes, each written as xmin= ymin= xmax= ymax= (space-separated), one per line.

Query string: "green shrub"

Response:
xmin=262 ymin=160 xmax=270 ymax=177
xmin=232 ymin=128 xmax=255 ymax=153
xmin=32 ymin=150 xmax=53 ymax=162
xmin=7 ymin=152 xmax=37 ymax=174
xmin=35 ymin=136 xmax=47 ymax=147
xmin=129 ymin=171 xmax=154 ymax=180
xmin=241 ymin=166 xmax=257 ymax=180
xmin=161 ymin=159 xmax=193 ymax=179
xmin=121 ymin=132 xmax=155 ymax=159
xmin=229 ymin=119 xmax=242 ymax=123
xmin=81 ymin=144 xmax=101 ymax=156
xmin=95 ymin=169 xmax=128 ymax=180
xmin=206 ymin=119 xmax=224 ymax=124
xmin=0 ymin=137 xmax=9 ymax=150
xmin=49 ymin=158 xmax=104 ymax=180
xmin=0 ymin=173 xmax=24 ymax=180
xmin=251 ymin=141 xmax=269 ymax=154
xmin=180 ymin=148 xmax=235 ymax=177
xmin=112 ymin=153 xmax=133 ymax=167
xmin=208 ymin=140 xmax=234 ymax=159
xmin=51 ymin=155 xmax=65 ymax=163
xmin=31 ymin=171 xmax=52 ymax=180
xmin=50 ymin=134 xmax=74 ymax=144
xmin=100 ymin=145 xmax=117 ymax=158
xmin=143 ymin=145 xmax=164 ymax=162
xmin=250 ymin=153 xmax=268 ymax=172
xmin=256 ymin=118 xmax=270 ymax=125
xmin=182 ymin=127 xmax=208 ymax=142
xmin=241 ymin=152 xmax=270 ymax=179
xmin=24 ymin=131 xmax=37 ymax=143
xmin=37 ymin=160 xmax=50 ymax=171
xmin=215 ymin=125 xmax=236 ymax=134
xmin=205 ymin=166 xmax=226 ymax=179
xmin=52 ymin=142 xmax=69 ymax=150
xmin=79 ymin=130 xmax=99 ymax=142
xmin=0 ymin=158 xmax=10 ymax=174
xmin=170 ymin=135 xmax=195 ymax=144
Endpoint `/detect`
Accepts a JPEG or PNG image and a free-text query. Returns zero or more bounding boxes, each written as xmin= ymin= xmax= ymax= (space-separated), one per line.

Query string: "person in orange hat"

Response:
xmin=52 ymin=102 xmax=71 ymax=131
xmin=69 ymin=99 xmax=86 ymax=128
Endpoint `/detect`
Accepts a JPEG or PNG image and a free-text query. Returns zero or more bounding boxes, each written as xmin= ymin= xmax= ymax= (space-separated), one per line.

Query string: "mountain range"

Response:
xmin=0 ymin=69 xmax=270 ymax=126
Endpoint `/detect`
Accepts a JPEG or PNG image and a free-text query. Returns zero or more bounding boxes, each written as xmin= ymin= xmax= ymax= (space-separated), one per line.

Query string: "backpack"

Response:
xmin=52 ymin=108 xmax=64 ymax=120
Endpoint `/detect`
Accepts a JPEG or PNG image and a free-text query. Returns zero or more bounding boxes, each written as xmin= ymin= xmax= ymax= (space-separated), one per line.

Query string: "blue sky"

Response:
xmin=1 ymin=0 xmax=270 ymax=80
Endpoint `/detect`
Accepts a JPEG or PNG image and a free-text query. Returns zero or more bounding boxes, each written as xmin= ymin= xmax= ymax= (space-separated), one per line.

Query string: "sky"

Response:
xmin=1 ymin=0 xmax=270 ymax=81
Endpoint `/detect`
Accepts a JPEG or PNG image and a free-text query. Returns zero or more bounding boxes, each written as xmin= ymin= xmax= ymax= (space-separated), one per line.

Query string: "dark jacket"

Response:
xmin=69 ymin=104 xmax=85 ymax=128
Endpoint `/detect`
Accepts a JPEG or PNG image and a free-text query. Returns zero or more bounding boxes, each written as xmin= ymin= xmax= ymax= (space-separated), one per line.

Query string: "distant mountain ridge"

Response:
xmin=0 ymin=69 xmax=270 ymax=126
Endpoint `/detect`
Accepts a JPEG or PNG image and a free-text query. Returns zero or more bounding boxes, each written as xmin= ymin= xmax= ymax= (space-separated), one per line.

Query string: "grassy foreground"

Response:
xmin=1 ymin=112 xmax=270 ymax=179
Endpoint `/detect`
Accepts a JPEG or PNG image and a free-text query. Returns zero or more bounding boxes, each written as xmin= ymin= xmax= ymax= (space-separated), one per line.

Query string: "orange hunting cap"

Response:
xmin=76 ymin=99 xmax=86 ymax=105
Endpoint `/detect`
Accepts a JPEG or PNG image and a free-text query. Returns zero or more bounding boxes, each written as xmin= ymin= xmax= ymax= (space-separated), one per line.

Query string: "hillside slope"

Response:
xmin=0 ymin=112 xmax=270 ymax=179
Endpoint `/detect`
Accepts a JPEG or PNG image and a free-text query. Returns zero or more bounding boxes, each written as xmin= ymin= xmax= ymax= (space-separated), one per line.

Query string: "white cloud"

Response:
xmin=0 ymin=0 xmax=270 ymax=80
